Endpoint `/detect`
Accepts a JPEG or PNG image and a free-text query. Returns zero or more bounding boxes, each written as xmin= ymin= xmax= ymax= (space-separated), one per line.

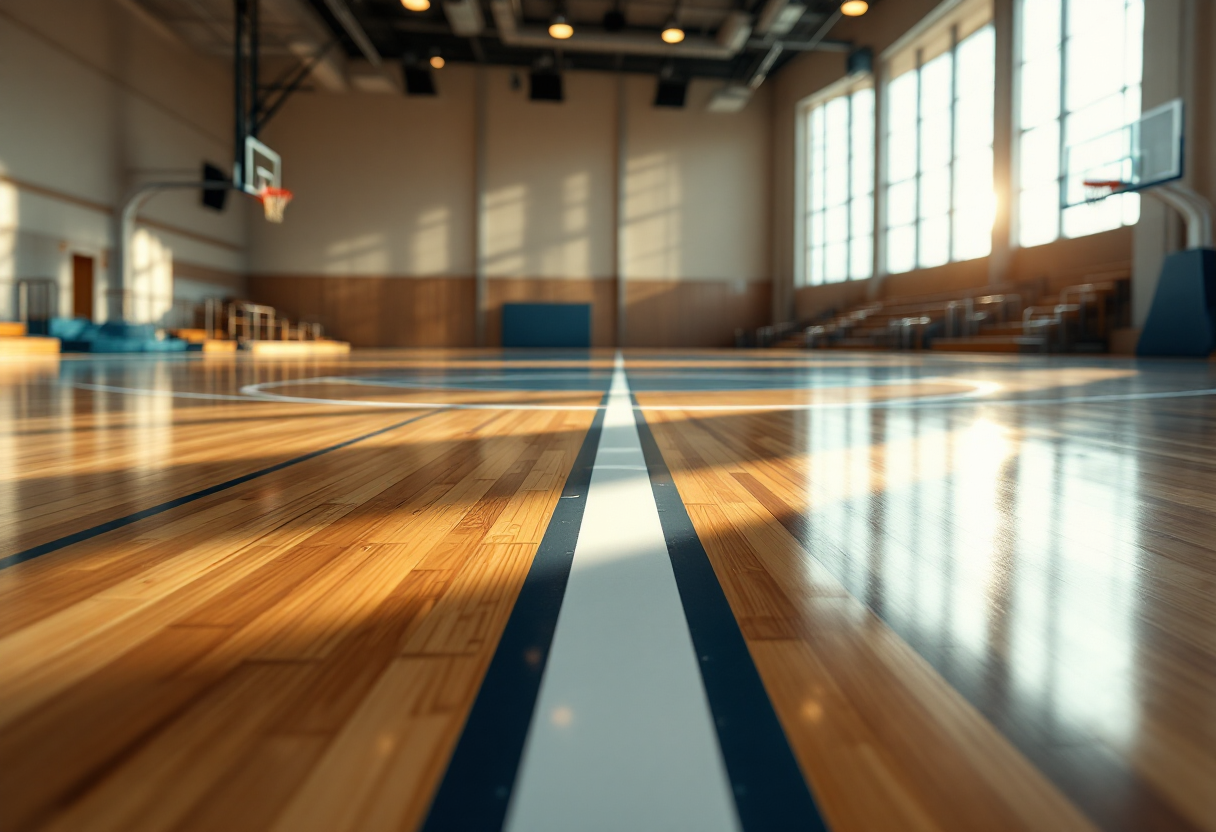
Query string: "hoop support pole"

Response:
xmin=115 ymin=181 xmax=233 ymax=323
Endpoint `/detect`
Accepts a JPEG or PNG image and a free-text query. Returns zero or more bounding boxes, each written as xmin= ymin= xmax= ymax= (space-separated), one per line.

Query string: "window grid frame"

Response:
xmin=803 ymin=84 xmax=875 ymax=287
xmin=946 ymin=26 xmax=959 ymax=261
xmin=884 ymin=20 xmax=993 ymax=276
xmin=1016 ymin=0 xmax=1143 ymax=246
xmin=912 ymin=47 xmax=923 ymax=269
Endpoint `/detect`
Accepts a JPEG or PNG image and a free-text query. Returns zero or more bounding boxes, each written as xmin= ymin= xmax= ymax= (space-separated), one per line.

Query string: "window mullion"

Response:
xmin=812 ymin=108 xmax=819 ymax=285
xmin=806 ymin=108 xmax=812 ymax=286
xmin=846 ymin=92 xmax=854 ymax=280
xmin=812 ymin=108 xmax=817 ymax=285
xmin=948 ymin=25 xmax=959 ymax=263
xmin=1056 ymin=0 xmax=1068 ymax=240
xmin=914 ymin=48 xmax=923 ymax=269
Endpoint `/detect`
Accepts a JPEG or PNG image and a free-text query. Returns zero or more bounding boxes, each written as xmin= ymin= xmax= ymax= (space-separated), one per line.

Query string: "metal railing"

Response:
xmin=228 ymin=301 xmax=276 ymax=341
xmin=16 ymin=278 xmax=59 ymax=323
xmin=163 ymin=299 xmax=199 ymax=331
xmin=204 ymin=298 xmax=223 ymax=339
xmin=944 ymin=293 xmax=1023 ymax=337
xmin=1021 ymin=283 xmax=1115 ymax=350
xmin=209 ymin=300 xmax=327 ymax=344
xmin=888 ymin=316 xmax=931 ymax=350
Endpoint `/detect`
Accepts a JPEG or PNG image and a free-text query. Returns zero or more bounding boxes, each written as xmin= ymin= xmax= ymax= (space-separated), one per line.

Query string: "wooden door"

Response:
xmin=72 ymin=255 xmax=94 ymax=320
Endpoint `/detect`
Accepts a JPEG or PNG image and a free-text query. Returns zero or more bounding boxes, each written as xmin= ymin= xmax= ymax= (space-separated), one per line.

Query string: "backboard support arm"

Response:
xmin=233 ymin=0 xmax=339 ymax=183
xmin=256 ymin=38 xmax=340 ymax=135
xmin=112 ymin=181 xmax=234 ymax=322
xmin=1151 ymin=182 xmax=1214 ymax=250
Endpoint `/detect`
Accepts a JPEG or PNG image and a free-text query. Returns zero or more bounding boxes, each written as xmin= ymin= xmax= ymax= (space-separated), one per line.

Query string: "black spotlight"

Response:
xmin=847 ymin=46 xmax=873 ymax=76
xmin=405 ymin=66 xmax=437 ymax=95
xmin=654 ymin=78 xmax=688 ymax=108
xmin=603 ymin=8 xmax=625 ymax=31
xmin=200 ymin=162 xmax=228 ymax=211
xmin=529 ymin=71 xmax=563 ymax=102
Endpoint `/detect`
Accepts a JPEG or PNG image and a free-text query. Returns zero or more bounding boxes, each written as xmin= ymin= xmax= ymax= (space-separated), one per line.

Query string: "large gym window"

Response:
xmin=803 ymin=83 xmax=875 ymax=286
xmin=1017 ymin=0 xmax=1144 ymax=247
xmin=884 ymin=14 xmax=995 ymax=275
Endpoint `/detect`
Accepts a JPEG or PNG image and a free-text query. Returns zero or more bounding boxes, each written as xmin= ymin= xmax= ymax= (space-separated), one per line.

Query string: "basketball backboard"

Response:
xmin=1063 ymin=98 xmax=1183 ymax=206
xmin=238 ymin=135 xmax=282 ymax=196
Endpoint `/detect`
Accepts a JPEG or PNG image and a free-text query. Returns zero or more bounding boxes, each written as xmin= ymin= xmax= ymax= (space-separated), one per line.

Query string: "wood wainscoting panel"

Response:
xmin=485 ymin=277 xmax=618 ymax=348
xmin=624 ymin=279 xmax=772 ymax=348
xmin=248 ymin=276 xmax=477 ymax=348
xmin=794 ymin=278 xmax=875 ymax=324
xmin=248 ymin=276 xmax=775 ymax=349
xmin=1012 ymin=227 xmax=1132 ymax=292
xmin=880 ymin=257 xmax=991 ymax=299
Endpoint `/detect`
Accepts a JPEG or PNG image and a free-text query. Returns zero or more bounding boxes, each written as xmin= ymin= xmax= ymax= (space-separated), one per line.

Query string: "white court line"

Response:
xmin=503 ymin=353 xmax=742 ymax=832
xmin=65 ymin=379 xmax=1216 ymax=411
xmin=68 ymin=382 xmax=261 ymax=402
xmin=236 ymin=376 xmax=1001 ymax=410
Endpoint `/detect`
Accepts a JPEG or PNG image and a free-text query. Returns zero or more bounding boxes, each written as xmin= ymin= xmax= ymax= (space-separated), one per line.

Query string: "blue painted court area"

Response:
xmin=49 ymin=352 xmax=1216 ymax=408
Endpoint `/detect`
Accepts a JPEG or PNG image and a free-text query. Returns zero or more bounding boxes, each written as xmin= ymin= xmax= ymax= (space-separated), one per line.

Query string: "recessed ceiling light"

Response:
xmin=401 ymin=0 xmax=430 ymax=11
xmin=430 ymin=55 xmax=445 ymax=69
xmin=661 ymin=20 xmax=685 ymax=43
xmin=548 ymin=14 xmax=573 ymax=38
xmin=840 ymin=0 xmax=869 ymax=16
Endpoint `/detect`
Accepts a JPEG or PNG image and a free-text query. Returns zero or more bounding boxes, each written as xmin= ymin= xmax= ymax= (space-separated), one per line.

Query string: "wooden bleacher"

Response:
xmin=762 ymin=270 xmax=1131 ymax=354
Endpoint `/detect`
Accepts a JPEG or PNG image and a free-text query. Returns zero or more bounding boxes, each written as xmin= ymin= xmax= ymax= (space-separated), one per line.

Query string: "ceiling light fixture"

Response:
xmin=603 ymin=8 xmax=625 ymax=31
xmin=840 ymin=0 xmax=869 ymax=16
xmin=661 ymin=19 xmax=685 ymax=43
xmin=548 ymin=13 xmax=573 ymax=39
xmin=401 ymin=0 xmax=430 ymax=11
xmin=430 ymin=55 xmax=445 ymax=69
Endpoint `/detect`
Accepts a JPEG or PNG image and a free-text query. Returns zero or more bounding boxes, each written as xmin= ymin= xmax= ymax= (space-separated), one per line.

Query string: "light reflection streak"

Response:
xmin=797 ymin=400 xmax=1141 ymax=765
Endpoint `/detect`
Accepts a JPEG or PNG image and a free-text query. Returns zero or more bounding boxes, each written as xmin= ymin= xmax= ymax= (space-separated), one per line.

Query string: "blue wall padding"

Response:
xmin=39 ymin=318 xmax=188 ymax=352
xmin=501 ymin=303 xmax=592 ymax=348
xmin=1138 ymin=249 xmax=1216 ymax=357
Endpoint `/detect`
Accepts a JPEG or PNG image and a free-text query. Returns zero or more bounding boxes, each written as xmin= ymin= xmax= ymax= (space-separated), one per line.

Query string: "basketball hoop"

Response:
xmin=1082 ymin=179 xmax=1127 ymax=203
xmin=258 ymin=186 xmax=293 ymax=223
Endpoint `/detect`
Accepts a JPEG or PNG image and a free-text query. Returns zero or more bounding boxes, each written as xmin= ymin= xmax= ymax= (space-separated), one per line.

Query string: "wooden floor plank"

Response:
xmin=638 ymin=367 xmax=1216 ymax=832
xmin=4 ymin=351 xmax=1215 ymax=831
xmin=0 ymin=360 xmax=598 ymax=830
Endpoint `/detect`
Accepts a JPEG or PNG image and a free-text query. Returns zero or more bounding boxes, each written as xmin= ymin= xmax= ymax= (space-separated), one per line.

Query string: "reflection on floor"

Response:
xmin=1 ymin=349 xmax=1214 ymax=832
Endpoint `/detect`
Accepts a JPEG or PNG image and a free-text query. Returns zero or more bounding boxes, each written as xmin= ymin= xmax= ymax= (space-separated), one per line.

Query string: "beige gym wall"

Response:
xmin=248 ymin=65 xmax=772 ymax=348
xmin=621 ymin=74 xmax=772 ymax=347
xmin=0 ymin=0 xmax=246 ymax=325
xmin=248 ymin=65 xmax=479 ymax=347
xmin=481 ymin=67 xmax=616 ymax=346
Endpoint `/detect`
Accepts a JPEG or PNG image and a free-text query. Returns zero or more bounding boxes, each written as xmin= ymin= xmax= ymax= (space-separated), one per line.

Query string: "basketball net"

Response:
xmin=1082 ymin=179 xmax=1127 ymax=203
xmin=258 ymin=186 xmax=294 ymax=223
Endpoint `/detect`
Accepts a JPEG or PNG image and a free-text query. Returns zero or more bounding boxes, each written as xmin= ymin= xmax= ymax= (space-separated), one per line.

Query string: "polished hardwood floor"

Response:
xmin=1 ymin=350 xmax=1214 ymax=831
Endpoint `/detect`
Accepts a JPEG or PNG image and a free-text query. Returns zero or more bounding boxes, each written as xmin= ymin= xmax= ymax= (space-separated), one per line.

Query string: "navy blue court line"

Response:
xmin=419 ymin=395 xmax=607 ymax=832
xmin=632 ymin=394 xmax=829 ymax=832
xmin=0 ymin=410 xmax=440 ymax=571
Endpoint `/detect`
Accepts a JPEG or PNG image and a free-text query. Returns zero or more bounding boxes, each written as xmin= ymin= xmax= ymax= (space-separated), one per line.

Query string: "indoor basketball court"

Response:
xmin=2 ymin=1 xmax=1215 ymax=831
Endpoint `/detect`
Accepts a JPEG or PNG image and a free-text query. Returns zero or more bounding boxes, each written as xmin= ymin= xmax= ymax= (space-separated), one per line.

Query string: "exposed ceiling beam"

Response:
xmin=750 ymin=36 xmax=850 ymax=51
xmin=489 ymin=0 xmax=753 ymax=60
xmin=317 ymin=0 xmax=383 ymax=65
